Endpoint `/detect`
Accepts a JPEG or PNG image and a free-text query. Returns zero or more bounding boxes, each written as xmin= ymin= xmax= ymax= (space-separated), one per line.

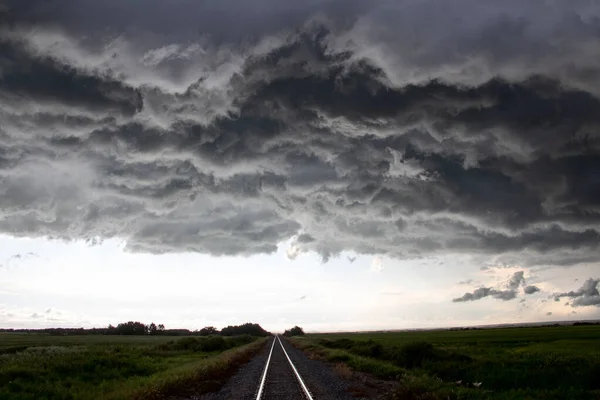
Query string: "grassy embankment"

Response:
xmin=0 ymin=333 xmax=267 ymax=400
xmin=290 ymin=325 xmax=600 ymax=400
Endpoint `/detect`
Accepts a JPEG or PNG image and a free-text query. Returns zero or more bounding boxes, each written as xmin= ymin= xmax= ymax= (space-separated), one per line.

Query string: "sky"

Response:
xmin=1 ymin=0 xmax=600 ymax=333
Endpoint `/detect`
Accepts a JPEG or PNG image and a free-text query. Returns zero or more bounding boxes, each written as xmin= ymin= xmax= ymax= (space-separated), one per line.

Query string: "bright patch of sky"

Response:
xmin=2 ymin=235 xmax=597 ymax=332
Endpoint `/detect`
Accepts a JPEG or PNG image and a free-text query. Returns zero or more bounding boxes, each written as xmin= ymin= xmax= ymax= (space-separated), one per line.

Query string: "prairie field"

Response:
xmin=292 ymin=325 xmax=600 ymax=400
xmin=0 ymin=333 xmax=266 ymax=400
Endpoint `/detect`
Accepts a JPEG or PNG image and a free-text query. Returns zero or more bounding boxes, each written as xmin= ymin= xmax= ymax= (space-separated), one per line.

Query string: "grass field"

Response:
xmin=0 ymin=333 xmax=267 ymax=400
xmin=292 ymin=325 xmax=600 ymax=400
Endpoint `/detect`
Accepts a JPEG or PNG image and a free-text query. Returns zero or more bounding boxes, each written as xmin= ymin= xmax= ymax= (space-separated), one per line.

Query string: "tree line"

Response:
xmin=107 ymin=321 xmax=166 ymax=335
xmin=0 ymin=322 xmax=271 ymax=336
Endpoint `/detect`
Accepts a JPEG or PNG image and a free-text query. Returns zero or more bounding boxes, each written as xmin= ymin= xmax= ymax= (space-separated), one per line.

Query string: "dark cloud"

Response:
xmin=523 ymin=285 xmax=541 ymax=295
xmin=554 ymin=278 xmax=600 ymax=307
xmin=296 ymin=234 xmax=316 ymax=244
xmin=2 ymin=0 xmax=369 ymax=43
xmin=1 ymin=1 xmax=600 ymax=265
xmin=546 ymin=312 xmax=553 ymax=316
xmin=452 ymin=287 xmax=517 ymax=303
xmin=453 ymin=271 xmax=526 ymax=302
xmin=507 ymin=271 xmax=525 ymax=290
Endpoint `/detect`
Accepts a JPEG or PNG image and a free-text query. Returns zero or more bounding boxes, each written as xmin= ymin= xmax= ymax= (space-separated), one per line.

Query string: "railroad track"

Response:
xmin=256 ymin=336 xmax=314 ymax=400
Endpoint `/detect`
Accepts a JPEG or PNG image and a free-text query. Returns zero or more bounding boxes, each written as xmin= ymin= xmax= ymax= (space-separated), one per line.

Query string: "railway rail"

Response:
xmin=256 ymin=336 xmax=314 ymax=400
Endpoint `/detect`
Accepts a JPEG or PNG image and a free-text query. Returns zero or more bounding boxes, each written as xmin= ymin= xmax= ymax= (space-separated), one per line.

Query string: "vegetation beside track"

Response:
xmin=290 ymin=325 xmax=600 ymax=399
xmin=0 ymin=333 xmax=268 ymax=400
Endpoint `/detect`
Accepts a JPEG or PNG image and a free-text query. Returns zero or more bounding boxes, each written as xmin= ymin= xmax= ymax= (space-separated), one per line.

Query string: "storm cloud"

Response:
xmin=554 ymin=278 xmax=600 ymax=307
xmin=1 ymin=0 xmax=600 ymax=264
xmin=523 ymin=285 xmax=541 ymax=295
xmin=453 ymin=271 xmax=526 ymax=302
xmin=507 ymin=271 xmax=525 ymax=290
xmin=452 ymin=287 xmax=517 ymax=303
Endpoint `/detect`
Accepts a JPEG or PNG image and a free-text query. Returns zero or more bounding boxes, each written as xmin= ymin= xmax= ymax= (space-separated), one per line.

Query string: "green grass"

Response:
xmin=0 ymin=333 xmax=177 ymax=351
xmin=0 ymin=333 xmax=267 ymax=400
xmin=291 ymin=325 xmax=600 ymax=400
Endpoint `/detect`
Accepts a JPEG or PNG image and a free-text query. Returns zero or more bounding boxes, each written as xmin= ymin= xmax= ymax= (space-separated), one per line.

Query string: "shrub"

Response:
xmin=229 ymin=335 xmax=254 ymax=347
xmin=199 ymin=336 xmax=227 ymax=352
xmin=352 ymin=340 xmax=384 ymax=358
xmin=158 ymin=335 xmax=255 ymax=353
xmin=167 ymin=337 xmax=201 ymax=351
xmin=390 ymin=341 xmax=436 ymax=368
xmin=319 ymin=339 xmax=383 ymax=358
xmin=319 ymin=338 xmax=354 ymax=349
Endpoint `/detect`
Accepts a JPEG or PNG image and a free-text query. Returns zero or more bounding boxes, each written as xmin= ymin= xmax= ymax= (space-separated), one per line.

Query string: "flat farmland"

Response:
xmin=0 ymin=333 xmax=266 ymax=400
xmin=292 ymin=325 xmax=600 ymax=399
xmin=0 ymin=333 xmax=177 ymax=349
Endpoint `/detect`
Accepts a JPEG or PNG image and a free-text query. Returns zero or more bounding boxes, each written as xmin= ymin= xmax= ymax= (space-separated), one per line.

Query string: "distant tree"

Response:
xmin=283 ymin=326 xmax=305 ymax=337
xmin=199 ymin=326 xmax=219 ymax=336
xmin=221 ymin=323 xmax=269 ymax=337
xmin=104 ymin=322 xmax=167 ymax=335
xmin=147 ymin=322 xmax=158 ymax=335
xmin=114 ymin=321 xmax=148 ymax=335
xmin=0 ymin=321 xmax=273 ymax=337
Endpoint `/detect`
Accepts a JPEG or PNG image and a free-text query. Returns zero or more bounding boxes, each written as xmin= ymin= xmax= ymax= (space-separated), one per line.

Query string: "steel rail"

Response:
xmin=276 ymin=335 xmax=314 ymax=400
xmin=256 ymin=337 xmax=276 ymax=400
xmin=256 ymin=335 xmax=314 ymax=399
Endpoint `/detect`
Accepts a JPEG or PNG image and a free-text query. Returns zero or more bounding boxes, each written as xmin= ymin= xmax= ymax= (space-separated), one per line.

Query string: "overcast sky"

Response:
xmin=1 ymin=0 xmax=599 ymax=332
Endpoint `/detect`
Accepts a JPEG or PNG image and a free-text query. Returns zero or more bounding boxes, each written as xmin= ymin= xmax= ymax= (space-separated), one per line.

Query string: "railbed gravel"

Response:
xmin=278 ymin=336 xmax=357 ymax=399
xmin=261 ymin=338 xmax=304 ymax=400
xmin=192 ymin=338 xmax=272 ymax=400
xmin=193 ymin=336 xmax=358 ymax=400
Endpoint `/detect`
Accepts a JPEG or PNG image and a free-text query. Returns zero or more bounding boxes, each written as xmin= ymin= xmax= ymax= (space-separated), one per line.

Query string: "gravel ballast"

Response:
xmin=194 ymin=336 xmax=358 ymax=400
xmin=193 ymin=338 xmax=272 ymax=400
xmin=278 ymin=336 xmax=357 ymax=400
